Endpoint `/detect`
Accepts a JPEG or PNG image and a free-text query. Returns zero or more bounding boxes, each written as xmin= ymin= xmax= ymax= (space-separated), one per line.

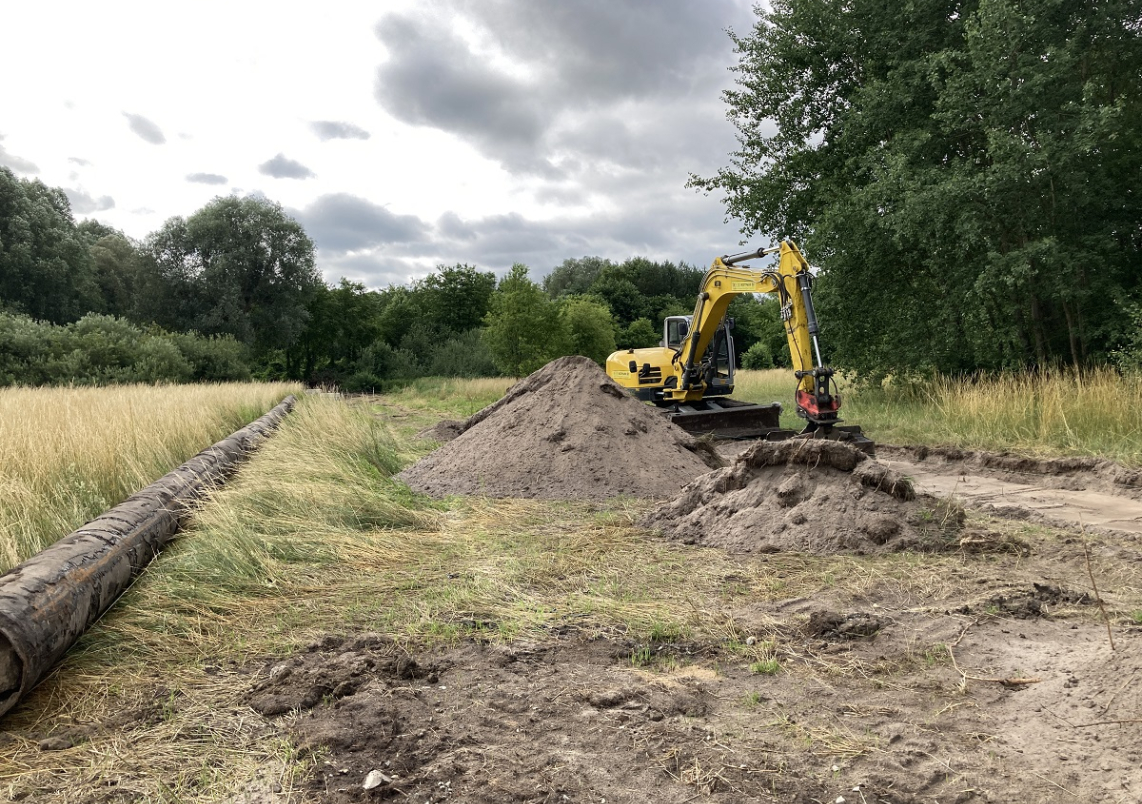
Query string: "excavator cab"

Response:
xmin=664 ymin=316 xmax=734 ymax=397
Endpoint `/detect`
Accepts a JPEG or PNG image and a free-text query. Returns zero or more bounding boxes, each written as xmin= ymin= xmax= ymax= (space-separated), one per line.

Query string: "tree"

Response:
xmin=289 ymin=279 xmax=382 ymax=382
xmin=417 ymin=264 xmax=497 ymax=335
xmin=0 ymin=167 xmax=98 ymax=323
xmin=544 ymin=256 xmax=613 ymax=298
xmin=617 ymin=317 xmax=660 ymax=350
xmin=144 ymin=196 xmax=322 ymax=357
xmin=691 ymin=0 xmax=1142 ymax=375
xmin=482 ymin=264 xmax=564 ymax=376
xmin=81 ymin=227 xmax=148 ymax=320
xmin=558 ymin=296 xmax=616 ymax=364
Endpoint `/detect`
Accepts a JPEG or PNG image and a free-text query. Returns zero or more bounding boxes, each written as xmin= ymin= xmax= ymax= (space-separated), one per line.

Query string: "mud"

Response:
xmin=398 ymin=357 xmax=718 ymax=500
xmin=643 ymin=439 xmax=964 ymax=554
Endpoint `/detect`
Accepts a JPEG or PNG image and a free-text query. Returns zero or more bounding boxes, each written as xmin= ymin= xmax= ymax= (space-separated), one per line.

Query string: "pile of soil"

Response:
xmin=642 ymin=438 xmax=964 ymax=554
xmin=398 ymin=356 xmax=718 ymax=500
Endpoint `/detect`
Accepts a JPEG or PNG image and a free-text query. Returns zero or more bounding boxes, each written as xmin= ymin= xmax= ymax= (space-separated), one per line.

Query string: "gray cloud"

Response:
xmin=68 ymin=156 xmax=90 ymax=166
xmin=123 ymin=112 xmax=166 ymax=144
xmin=0 ymin=136 xmax=39 ymax=173
xmin=310 ymin=186 xmax=739 ymax=291
xmin=373 ymin=1 xmax=753 ymax=177
xmin=311 ymin=1 xmax=760 ymax=288
xmin=375 ymin=14 xmax=549 ymax=173
xmin=311 ymin=120 xmax=371 ymax=140
xmin=65 ymin=188 xmax=115 ymax=214
xmin=294 ymin=193 xmax=429 ymax=253
xmin=258 ymin=153 xmax=316 ymax=179
xmin=187 ymin=172 xmax=228 ymax=185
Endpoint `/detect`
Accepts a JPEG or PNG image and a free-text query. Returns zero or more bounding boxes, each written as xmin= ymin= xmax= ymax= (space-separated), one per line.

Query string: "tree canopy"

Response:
xmin=692 ymin=0 xmax=1142 ymax=375
xmin=144 ymin=196 xmax=322 ymax=355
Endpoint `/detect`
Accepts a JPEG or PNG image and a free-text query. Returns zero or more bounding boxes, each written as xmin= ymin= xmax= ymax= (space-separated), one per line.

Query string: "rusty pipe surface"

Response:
xmin=0 ymin=395 xmax=296 ymax=718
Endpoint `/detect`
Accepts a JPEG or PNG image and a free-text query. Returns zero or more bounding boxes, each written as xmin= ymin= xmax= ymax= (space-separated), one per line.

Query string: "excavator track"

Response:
xmin=665 ymin=398 xmax=786 ymax=440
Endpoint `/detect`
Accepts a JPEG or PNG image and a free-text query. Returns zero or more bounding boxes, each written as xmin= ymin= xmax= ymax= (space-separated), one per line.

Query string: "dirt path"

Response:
xmin=878 ymin=446 xmax=1142 ymax=536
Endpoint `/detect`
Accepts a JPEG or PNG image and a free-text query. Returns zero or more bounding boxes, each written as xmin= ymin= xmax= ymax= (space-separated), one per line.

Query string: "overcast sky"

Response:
xmin=0 ymin=1 xmax=762 ymax=289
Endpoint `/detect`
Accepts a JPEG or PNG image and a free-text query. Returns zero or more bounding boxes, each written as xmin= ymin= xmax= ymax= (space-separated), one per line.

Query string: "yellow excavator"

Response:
xmin=605 ymin=240 xmax=871 ymax=450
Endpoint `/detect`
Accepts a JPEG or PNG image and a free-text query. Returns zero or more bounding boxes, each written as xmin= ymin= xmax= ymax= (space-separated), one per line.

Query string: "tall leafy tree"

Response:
xmin=482 ymin=264 xmax=564 ymax=376
xmin=0 ymin=167 xmax=98 ymax=323
xmin=144 ymin=196 xmax=322 ymax=356
xmin=692 ymin=0 xmax=1142 ymax=375
xmin=415 ymin=263 xmax=497 ymax=335
xmin=558 ymin=296 xmax=616 ymax=364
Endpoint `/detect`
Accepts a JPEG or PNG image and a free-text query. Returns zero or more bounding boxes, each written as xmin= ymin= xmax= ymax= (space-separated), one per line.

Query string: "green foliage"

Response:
xmin=428 ymin=329 xmax=499 ymax=378
xmin=0 ymin=312 xmax=251 ymax=386
xmin=741 ymin=341 xmax=775 ymax=370
xmin=1112 ymin=304 xmax=1142 ymax=374
xmin=416 ymin=264 xmax=496 ymax=335
xmin=0 ymin=167 xmax=99 ymax=323
xmin=558 ymin=295 xmax=616 ymax=364
xmin=693 ymin=0 xmax=1142 ymax=375
xmin=617 ymin=317 xmax=660 ymax=350
xmin=544 ymin=256 xmax=612 ymax=298
xmin=166 ymin=332 xmax=251 ymax=382
xmin=749 ymin=659 xmax=781 ymax=675
xmin=482 ymin=264 xmax=564 ymax=376
xmin=143 ymin=195 xmax=322 ymax=355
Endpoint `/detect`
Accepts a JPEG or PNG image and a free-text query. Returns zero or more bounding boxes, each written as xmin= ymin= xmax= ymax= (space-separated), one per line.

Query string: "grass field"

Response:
xmin=0 ymin=382 xmax=300 ymax=571
xmin=734 ymin=366 xmax=1142 ymax=465
xmin=2 ymin=378 xmax=1139 ymax=802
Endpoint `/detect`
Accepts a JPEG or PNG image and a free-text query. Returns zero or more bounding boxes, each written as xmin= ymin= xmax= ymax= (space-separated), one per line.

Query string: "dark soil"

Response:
xmin=246 ymin=616 xmax=1142 ymax=804
xmin=398 ymin=357 xmax=718 ymax=500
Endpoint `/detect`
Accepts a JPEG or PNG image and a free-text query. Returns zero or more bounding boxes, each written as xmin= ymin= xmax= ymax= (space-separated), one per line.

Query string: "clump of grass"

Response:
xmin=0 ymin=382 xmax=299 ymax=571
xmin=386 ymin=376 xmax=513 ymax=418
xmin=749 ymin=658 xmax=781 ymax=675
xmin=1129 ymin=610 xmax=1142 ymax=625
xmin=148 ymin=395 xmax=441 ymax=603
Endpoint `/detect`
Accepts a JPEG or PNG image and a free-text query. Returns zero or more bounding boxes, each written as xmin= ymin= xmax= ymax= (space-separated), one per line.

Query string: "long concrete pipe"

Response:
xmin=0 ymin=395 xmax=296 ymax=718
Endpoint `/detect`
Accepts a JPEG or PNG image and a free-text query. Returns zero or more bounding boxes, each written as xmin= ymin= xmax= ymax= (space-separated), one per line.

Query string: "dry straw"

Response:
xmin=0 ymin=382 xmax=299 ymax=571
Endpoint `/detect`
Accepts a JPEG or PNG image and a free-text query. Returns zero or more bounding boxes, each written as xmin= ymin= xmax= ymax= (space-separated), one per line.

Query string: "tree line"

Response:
xmin=692 ymin=0 xmax=1142 ymax=377
xmin=0 ymin=166 xmax=791 ymax=389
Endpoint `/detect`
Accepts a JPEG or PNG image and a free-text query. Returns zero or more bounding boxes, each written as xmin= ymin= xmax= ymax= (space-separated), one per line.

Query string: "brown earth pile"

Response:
xmin=642 ymin=438 xmax=964 ymax=554
xmin=398 ymin=356 xmax=718 ymax=500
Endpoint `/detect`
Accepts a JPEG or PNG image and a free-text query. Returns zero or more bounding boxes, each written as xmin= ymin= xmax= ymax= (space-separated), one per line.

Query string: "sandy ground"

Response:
xmin=6 ymin=370 xmax=1141 ymax=803
xmin=245 ymin=439 xmax=1142 ymax=804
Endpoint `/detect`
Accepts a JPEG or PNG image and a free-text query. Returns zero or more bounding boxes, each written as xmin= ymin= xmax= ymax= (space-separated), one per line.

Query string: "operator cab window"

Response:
xmin=665 ymin=317 xmax=690 ymax=349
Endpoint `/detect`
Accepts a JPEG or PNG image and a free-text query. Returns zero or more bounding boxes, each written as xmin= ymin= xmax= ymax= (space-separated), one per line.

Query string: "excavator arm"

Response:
xmin=667 ymin=241 xmax=840 ymax=428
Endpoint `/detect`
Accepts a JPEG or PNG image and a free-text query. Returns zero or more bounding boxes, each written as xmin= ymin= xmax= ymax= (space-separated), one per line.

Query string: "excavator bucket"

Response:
xmin=666 ymin=399 xmax=790 ymax=440
xmin=667 ymin=398 xmax=876 ymax=455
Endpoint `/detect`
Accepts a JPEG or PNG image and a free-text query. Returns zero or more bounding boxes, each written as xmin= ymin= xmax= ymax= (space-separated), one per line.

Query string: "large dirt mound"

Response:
xmin=642 ymin=439 xmax=964 ymax=554
xmin=398 ymin=356 xmax=717 ymax=500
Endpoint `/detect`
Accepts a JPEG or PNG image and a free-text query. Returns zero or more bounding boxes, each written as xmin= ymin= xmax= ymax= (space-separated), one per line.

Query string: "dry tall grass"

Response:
xmin=0 ymin=382 xmax=299 ymax=571
xmin=733 ymin=367 xmax=1142 ymax=464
